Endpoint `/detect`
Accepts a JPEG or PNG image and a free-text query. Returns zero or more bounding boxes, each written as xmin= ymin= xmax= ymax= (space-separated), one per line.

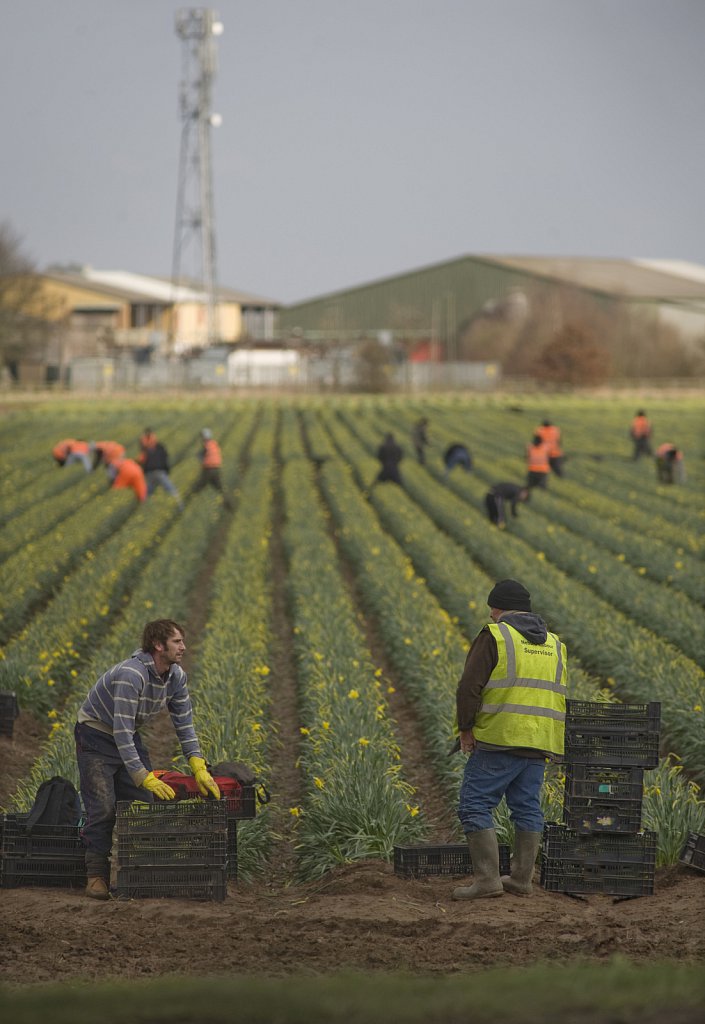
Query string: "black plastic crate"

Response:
xmin=227 ymin=820 xmax=237 ymax=880
xmin=116 ymin=865 xmax=227 ymax=901
xmin=562 ymin=765 xmax=644 ymax=833
xmin=0 ymin=691 xmax=20 ymax=738
xmin=1 ymin=814 xmax=84 ymax=857
xmin=1 ymin=854 xmax=86 ymax=889
xmin=541 ymin=857 xmax=655 ymax=897
xmin=564 ymin=700 xmax=661 ymax=768
xmin=541 ymin=824 xmax=656 ymax=895
xmin=115 ymin=799 xmax=228 ymax=836
xmin=394 ymin=842 xmax=511 ymax=879
xmin=116 ymin=829 xmax=228 ymax=868
xmin=679 ymin=832 xmax=705 ymax=873
xmin=223 ymin=786 xmax=256 ymax=820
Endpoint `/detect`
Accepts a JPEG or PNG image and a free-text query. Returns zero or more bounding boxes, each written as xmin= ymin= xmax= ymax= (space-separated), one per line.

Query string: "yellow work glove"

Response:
xmin=141 ymin=772 xmax=176 ymax=800
xmin=189 ymin=756 xmax=220 ymax=799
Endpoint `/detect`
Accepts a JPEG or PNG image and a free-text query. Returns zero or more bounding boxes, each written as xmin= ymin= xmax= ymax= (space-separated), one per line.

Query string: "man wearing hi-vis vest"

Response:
xmin=453 ymin=579 xmax=567 ymax=901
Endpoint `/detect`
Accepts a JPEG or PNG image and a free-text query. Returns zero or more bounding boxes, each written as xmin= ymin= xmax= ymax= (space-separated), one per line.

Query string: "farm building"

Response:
xmin=277 ymin=255 xmax=705 ymax=380
xmin=2 ymin=265 xmax=280 ymax=385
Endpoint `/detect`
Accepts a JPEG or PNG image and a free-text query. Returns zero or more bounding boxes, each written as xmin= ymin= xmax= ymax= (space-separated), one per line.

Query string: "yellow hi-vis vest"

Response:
xmin=472 ymin=621 xmax=567 ymax=756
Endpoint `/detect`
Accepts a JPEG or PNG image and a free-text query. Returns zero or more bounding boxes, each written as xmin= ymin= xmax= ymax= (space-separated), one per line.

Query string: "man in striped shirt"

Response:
xmin=74 ymin=619 xmax=220 ymax=900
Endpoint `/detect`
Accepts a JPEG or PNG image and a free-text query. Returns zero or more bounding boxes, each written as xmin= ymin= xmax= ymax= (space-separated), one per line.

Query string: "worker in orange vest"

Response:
xmin=109 ymin=456 xmax=148 ymax=503
xmin=655 ymin=443 xmax=685 ymax=485
xmin=535 ymin=420 xmax=564 ymax=477
xmin=526 ymin=434 xmax=551 ymax=490
xmin=93 ymin=440 xmax=127 ymax=477
xmin=630 ymin=410 xmax=653 ymax=460
xmin=52 ymin=439 xmax=93 ymax=472
xmin=193 ymin=429 xmax=232 ymax=509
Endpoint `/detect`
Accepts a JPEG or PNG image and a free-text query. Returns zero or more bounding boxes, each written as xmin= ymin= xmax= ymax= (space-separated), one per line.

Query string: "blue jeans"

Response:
xmin=74 ymin=722 xmax=152 ymax=876
xmin=146 ymin=469 xmax=182 ymax=503
xmin=458 ymin=747 xmax=546 ymax=834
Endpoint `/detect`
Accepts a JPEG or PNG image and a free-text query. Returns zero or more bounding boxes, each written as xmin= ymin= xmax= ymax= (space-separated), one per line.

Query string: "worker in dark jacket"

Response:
xmin=138 ymin=431 xmax=183 ymax=509
xmin=453 ymin=579 xmax=567 ymax=902
xmin=412 ymin=418 xmax=430 ymax=464
xmin=485 ymin=482 xmax=530 ymax=528
xmin=372 ymin=433 xmax=404 ymax=488
xmin=443 ymin=443 xmax=473 ymax=479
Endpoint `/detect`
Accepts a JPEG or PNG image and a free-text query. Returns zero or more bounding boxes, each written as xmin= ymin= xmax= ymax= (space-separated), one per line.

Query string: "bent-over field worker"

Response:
xmin=74 ymin=619 xmax=220 ymax=900
xmin=454 ymin=579 xmax=567 ymax=900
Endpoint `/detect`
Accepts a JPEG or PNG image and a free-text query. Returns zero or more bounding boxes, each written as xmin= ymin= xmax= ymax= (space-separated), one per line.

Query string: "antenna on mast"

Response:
xmin=170 ymin=8 xmax=223 ymax=351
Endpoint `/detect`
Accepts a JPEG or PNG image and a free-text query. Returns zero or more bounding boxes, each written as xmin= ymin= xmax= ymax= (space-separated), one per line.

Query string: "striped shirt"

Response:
xmin=77 ymin=649 xmax=201 ymax=784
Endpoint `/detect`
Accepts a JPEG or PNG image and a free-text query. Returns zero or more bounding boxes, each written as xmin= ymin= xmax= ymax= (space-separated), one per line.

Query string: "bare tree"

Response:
xmin=0 ymin=222 xmax=53 ymax=378
xmin=540 ymin=323 xmax=611 ymax=386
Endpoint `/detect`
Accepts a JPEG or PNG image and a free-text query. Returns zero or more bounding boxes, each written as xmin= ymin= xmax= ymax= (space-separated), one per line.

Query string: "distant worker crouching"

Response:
xmin=110 ymin=455 xmax=147 ymax=503
xmin=443 ymin=443 xmax=473 ymax=479
xmin=52 ymin=439 xmax=93 ymax=473
xmin=655 ymin=443 xmax=685 ymax=485
xmin=93 ymin=441 xmax=126 ymax=478
xmin=485 ymin=482 xmax=530 ymax=529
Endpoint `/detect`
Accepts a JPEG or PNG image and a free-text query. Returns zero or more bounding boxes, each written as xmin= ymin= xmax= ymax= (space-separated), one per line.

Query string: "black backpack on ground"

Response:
xmin=25 ymin=776 xmax=82 ymax=832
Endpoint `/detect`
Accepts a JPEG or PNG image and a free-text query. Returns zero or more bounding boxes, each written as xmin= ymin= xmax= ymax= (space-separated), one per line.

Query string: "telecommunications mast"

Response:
xmin=171 ymin=8 xmax=224 ymax=349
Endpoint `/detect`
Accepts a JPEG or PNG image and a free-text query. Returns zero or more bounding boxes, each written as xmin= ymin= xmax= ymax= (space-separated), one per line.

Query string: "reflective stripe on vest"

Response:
xmin=472 ymin=621 xmax=566 ymax=755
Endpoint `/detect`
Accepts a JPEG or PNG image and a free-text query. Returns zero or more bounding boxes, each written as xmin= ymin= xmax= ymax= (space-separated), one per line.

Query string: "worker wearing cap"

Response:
xmin=193 ymin=428 xmax=232 ymax=509
xmin=453 ymin=579 xmax=567 ymax=901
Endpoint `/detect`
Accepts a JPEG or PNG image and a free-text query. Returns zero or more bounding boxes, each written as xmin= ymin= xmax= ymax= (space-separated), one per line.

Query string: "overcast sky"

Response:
xmin=3 ymin=1 xmax=704 ymax=304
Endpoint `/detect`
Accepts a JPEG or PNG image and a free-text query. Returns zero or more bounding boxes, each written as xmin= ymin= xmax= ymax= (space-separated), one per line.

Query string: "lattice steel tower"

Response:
xmin=171 ymin=8 xmax=223 ymax=348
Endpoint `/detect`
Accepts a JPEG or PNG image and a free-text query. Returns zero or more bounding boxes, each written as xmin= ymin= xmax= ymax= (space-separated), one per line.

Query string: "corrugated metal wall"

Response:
xmin=276 ymin=257 xmax=538 ymax=343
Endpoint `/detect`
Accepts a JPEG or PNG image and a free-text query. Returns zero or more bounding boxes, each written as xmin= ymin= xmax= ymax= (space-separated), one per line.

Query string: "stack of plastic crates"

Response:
xmin=222 ymin=783 xmax=257 ymax=881
xmin=541 ymin=700 xmax=661 ymax=898
xmin=0 ymin=812 xmax=86 ymax=889
xmin=115 ymin=800 xmax=229 ymax=901
xmin=679 ymin=832 xmax=705 ymax=874
xmin=393 ymin=842 xmax=511 ymax=879
xmin=0 ymin=691 xmax=19 ymax=739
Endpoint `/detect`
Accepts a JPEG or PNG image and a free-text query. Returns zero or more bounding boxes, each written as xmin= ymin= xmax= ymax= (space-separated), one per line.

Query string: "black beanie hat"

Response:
xmin=487 ymin=579 xmax=531 ymax=612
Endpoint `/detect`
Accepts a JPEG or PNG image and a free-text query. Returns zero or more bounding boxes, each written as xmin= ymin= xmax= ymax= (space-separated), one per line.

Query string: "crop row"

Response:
xmin=280 ymin=406 xmax=424 ymax=878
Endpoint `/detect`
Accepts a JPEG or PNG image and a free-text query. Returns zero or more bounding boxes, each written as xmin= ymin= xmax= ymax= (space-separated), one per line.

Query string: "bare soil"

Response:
xmin=0 ymin=859 xmax=703 ymax=983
